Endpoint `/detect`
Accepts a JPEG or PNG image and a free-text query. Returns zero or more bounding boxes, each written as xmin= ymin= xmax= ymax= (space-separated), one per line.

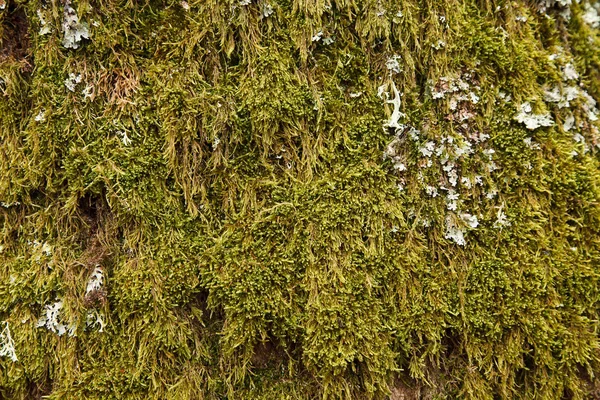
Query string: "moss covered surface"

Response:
xmin=1 ymin=0 xmax=600 ymax=398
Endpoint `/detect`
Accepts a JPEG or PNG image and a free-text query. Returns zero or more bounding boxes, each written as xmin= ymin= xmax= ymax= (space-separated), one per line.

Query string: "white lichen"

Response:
xmin=563 ymin=114 xmax=575 ymax=131
xmin=446 ymin=190 xmax=459 ymax=211
xmin=117 ymin=130 xmax=132 ymax=146
xmin=454 ymin=140 xmax=473 ymax=157
xmin=37 ymin=9 xmax=53 ymax=35
xmin=583 ymin=3 xmax=600 ymax=28
xmin=62 ymin=0 xmax=90 ymax=49
xmin=493 ymin=205 xmax=511 ymax=228
xmin=447 ymin=168 xmax=459 ymax=187
xmin=383 ymin=81 xmax=405 ymax=132
xmin=431 ymin=74 xmax=480 ymax=110
xmin=486 ymin=188 xmax=498 ymax=199
xmin=432 ymin=40 xmax=446 ymax=50
xmin=82 ymin=84 xmax=94 ymax=99
xmin=64 ymin=73 xmax=82 ymax=92
xmin=85 ymin=309 xmax=105 ymax=332
xmin=498 ymin=91 xmax=512 ymax=103
xmin=543 ymin=85 xmax=579 ymax=108
xmin=515 ymin=102 xmax=554 ymax=130
xmin=445 ymin=215 xmax=466 ymax=246
xmin=523 ymin=137 xmax=541 ymax=150
xmin=385 ymin=55 xmax=402 ymax=74
xmin=86 ymin=267 xmax=104 ymax=295
xmin=538 ymin=0 xmax=572 ymax=19
xmin=0 ymin=322 xmax=17 ymax=362
xmin=460 ymin=213 xmax=479 ymax=228
xmin=383 ymin=138 xmax=407 ymax=171
xmin=562 ymin=63 xmax=579 ymax=81
xmin=573 ymin=133 xmax=590 ymax=154
xmin=580 ymin=89 xmax=599 ymax=121
xmin=41 ymin=242 xmax=52 ymax=256
xmin=261 ymin=3 xmax=274 ymax=18
xmin=37 ymin=300 xmax=77 ymax=337
xmin=425 ymin=186 xmax=438 ymax=197
xmin=408 ymin=127 xmax=420 ymax=141
xmin=312 ymin=31 xmax=323 ymax=42
xmin=419 ymin=141 xmax=435 ymax=157
xmin=34 ymin=110 xmax=46 ymax=122
xmin=461 ymin=176 xmax=472 ymax=189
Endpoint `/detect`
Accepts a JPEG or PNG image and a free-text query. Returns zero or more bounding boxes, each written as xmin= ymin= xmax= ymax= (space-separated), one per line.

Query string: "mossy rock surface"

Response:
xmin=1 ymin=0 xmax=600 ymax=398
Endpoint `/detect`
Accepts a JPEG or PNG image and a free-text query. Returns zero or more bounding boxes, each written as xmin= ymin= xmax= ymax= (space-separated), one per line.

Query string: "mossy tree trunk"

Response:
xmin=1 ymin=0 xmax=600 ymax=398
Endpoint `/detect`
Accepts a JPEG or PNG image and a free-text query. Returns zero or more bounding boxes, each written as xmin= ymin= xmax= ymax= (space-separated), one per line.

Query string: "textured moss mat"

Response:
xmin=1 ymin=0 xmax=600 ymax=398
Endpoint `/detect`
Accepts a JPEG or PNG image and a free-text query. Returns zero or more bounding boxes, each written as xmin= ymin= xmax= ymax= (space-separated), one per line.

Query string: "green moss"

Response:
xmin=0 ymin=0 xmax=599 ymax=398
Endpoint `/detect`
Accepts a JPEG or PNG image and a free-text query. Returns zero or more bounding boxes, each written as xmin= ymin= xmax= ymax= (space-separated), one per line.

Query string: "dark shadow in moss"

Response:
xmin=390 ymin=377 xmax=422 ymax=400
xmin=0 ymin=1 xmax=31 ymax=70
xmin=577 ymin=362 xmax=600 ymax=400
xmin=251 ymin=338 xmax=288 ymax=370
xmin=27 ymin=379 xmax=52 ymax=400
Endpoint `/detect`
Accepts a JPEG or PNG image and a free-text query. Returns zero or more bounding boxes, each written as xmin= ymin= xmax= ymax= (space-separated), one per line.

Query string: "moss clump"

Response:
xmin=1 ymin=0 xmax=599 ymax=398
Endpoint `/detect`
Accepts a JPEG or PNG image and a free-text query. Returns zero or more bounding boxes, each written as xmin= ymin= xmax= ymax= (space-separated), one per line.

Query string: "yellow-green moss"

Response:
xmin=1 ymin=0 xmax=599 ymax=398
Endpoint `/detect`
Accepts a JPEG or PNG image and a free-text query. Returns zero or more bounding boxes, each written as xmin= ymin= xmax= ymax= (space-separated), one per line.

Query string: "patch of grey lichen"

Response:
xmin=0 ymin=0 xmax=599 ymax=398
